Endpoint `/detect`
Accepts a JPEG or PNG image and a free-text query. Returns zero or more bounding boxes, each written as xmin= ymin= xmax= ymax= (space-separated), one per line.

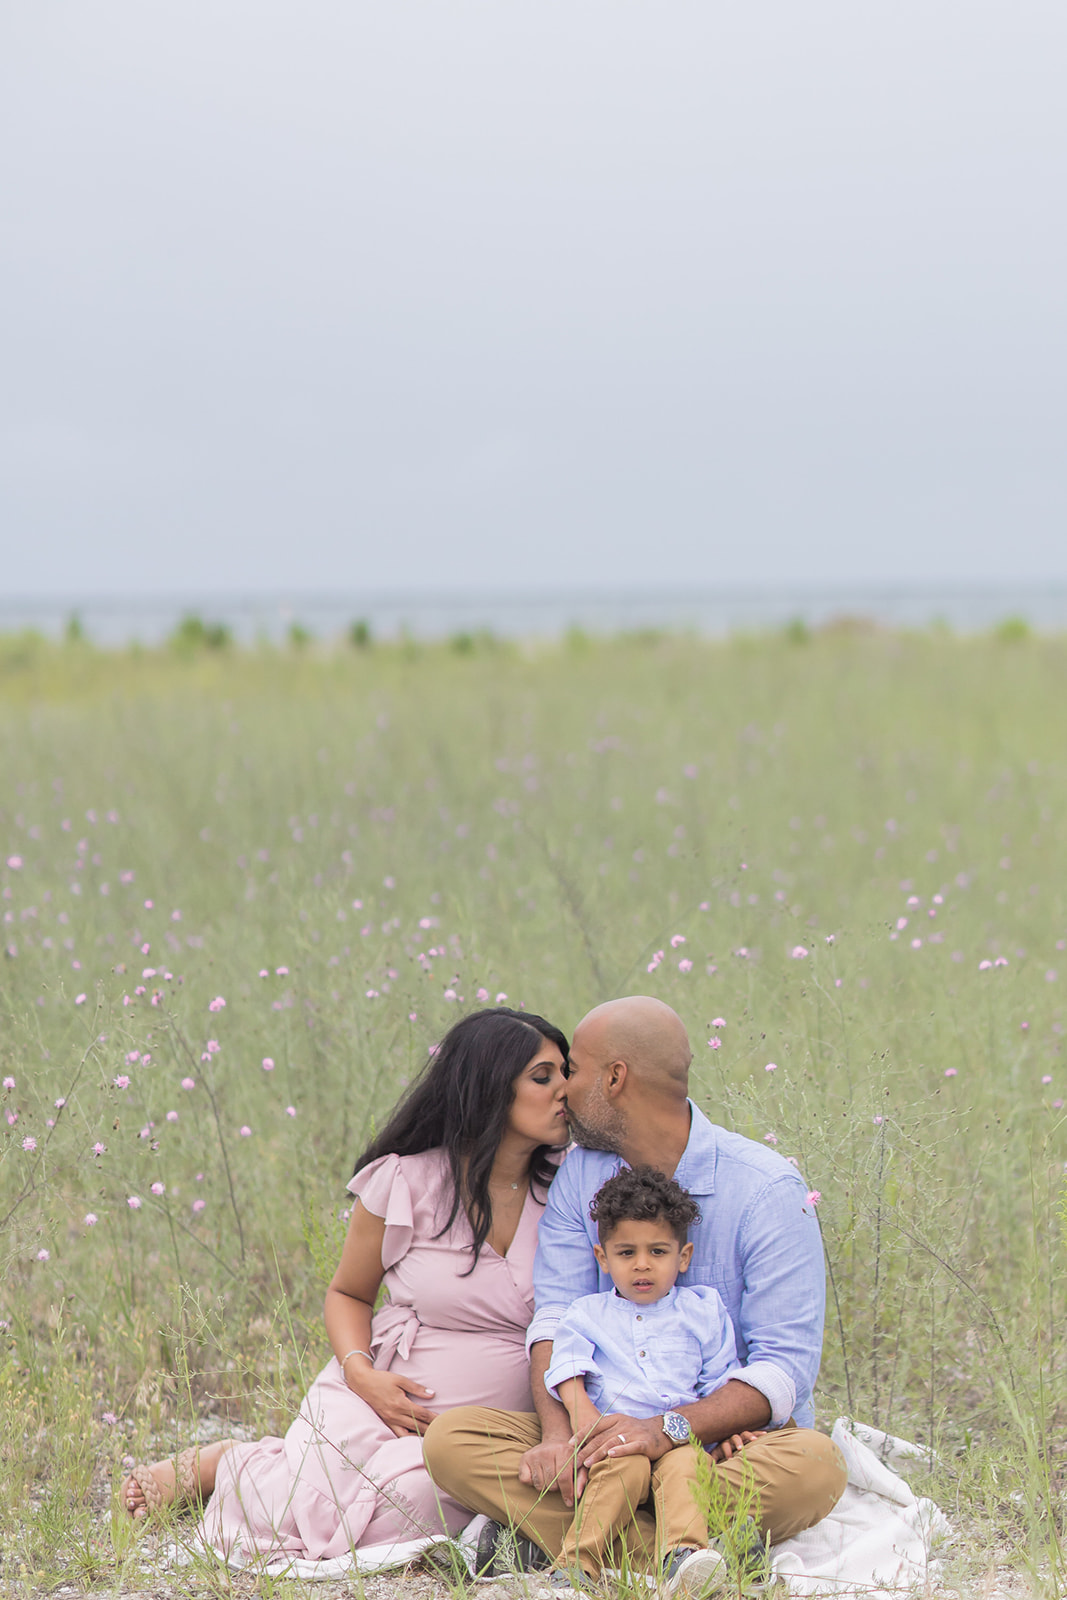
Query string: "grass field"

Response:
xmin=1 ymin=625 xmax=1064 ymax=1596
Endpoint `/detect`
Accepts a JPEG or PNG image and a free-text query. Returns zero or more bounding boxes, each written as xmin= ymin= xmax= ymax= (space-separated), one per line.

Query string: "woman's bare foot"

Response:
xmin=122 ymin=1439 xmax=238 ymax=1519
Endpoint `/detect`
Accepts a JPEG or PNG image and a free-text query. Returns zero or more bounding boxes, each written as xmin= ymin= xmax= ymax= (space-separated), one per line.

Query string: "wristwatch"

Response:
xmin=662 ymin=1411 xmax=694 ymax=1447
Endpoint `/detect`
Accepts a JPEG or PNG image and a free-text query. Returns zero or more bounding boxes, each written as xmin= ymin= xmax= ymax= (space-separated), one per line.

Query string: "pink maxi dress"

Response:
xmin=200 ymin=1148 xmax=545 ymax=1562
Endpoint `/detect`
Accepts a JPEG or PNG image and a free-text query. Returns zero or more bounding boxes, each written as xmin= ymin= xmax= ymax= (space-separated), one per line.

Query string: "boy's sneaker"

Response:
xmin=663 ymin=1521 xmax=771 ymax=1597
xmin=475 ymin=1517 xmax=551 ymax=1577
xmin=662 ymin=1545 xmax=729 ymax=1599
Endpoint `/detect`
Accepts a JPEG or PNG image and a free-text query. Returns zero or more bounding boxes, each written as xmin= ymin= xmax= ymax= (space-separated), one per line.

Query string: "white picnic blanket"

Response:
xmin=168 ymin=1417 xmax=952 ymax=1591
xmin=769 ymin=1419 xmax=952 ymax=1598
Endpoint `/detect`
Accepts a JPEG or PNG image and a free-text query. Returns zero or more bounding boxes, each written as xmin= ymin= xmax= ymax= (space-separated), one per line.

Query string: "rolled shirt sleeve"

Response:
xmin=543 ymin=1323 xmax=601 ymax=1400
xmin=730 ymin=1172 xmax=824 ymax=1427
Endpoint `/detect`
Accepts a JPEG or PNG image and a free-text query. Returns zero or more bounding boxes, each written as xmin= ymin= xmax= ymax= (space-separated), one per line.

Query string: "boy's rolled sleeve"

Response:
xmin=543 ymin=1322 xmax=600 ymax=1402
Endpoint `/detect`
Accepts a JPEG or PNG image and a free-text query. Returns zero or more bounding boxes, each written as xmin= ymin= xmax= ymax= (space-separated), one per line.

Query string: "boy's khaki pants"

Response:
xmin=558 ymin=1445 xmax=706 ymax=1577
xmin=423 ymin=1409 xmax=848 ymax=1572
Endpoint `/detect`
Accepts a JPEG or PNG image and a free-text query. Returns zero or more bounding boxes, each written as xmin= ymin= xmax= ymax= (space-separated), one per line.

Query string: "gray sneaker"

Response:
xmin=662 ymin=1545 xmax=730 ymax=1599
xmin=475 ymin=1517 xmax=551 ymax=1577
xmin=663 ymin=1521 xmax=770 ymax=1597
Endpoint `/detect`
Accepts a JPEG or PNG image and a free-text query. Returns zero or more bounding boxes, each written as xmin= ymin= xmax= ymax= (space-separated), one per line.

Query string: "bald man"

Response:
xmin=422 ymin=997 xmax=847 ymax=1582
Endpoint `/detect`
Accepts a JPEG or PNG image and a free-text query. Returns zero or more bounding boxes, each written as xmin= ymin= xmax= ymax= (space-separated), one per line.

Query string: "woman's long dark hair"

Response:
xmin=354 ymin=1007 xmax=570 ymax=1267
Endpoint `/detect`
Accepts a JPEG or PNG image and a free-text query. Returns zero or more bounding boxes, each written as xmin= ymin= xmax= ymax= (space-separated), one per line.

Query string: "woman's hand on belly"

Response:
xmin=347 ymin=1367 xmax=440 ymax=1438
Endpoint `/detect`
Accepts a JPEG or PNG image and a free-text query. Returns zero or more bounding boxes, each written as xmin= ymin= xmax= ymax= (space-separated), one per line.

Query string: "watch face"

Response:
xmin=663 ymin=1412 xmax=690 ymax=1443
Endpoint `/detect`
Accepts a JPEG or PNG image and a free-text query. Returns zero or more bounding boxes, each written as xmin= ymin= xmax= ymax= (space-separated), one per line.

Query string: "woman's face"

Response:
xmin=506 ymin=1037 xmax=570 ymax=1149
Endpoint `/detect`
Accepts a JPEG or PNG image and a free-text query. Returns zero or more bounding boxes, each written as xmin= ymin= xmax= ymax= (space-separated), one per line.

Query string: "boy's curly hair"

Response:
xmin=589 ymin=1164 xmax=701 ymax=1246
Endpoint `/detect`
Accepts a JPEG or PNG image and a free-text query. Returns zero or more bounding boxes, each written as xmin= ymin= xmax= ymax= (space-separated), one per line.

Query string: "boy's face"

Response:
xmin=593 ymin=1217 xmax=694 ymax=1304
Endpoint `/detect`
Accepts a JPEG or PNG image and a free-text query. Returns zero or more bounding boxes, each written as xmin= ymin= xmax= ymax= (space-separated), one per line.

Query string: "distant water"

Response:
xmin=2 ymin=585 xmax=1066 ymax=645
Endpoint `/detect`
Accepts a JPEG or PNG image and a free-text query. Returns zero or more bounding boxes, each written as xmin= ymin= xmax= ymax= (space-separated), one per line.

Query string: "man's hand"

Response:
xmin=709 ymin=1429 xmax=767 ymax=1463
xmin=576 ymin=1412 xmax=672 ymax=1470
xmin=519 ymin=1439 xmax=589 ymax=1508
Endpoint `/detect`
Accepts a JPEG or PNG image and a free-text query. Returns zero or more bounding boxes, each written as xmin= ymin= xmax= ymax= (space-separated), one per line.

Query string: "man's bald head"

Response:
xmin=573 ymin=996 xmax=692 ymax=1097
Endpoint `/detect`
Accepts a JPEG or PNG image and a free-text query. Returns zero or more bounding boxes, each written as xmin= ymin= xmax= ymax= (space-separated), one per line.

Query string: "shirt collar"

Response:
xmin=672 ymin=1100 xmax=718 ymax=1197
xmin=612 ymin=1285 xmax=679 ymax=1313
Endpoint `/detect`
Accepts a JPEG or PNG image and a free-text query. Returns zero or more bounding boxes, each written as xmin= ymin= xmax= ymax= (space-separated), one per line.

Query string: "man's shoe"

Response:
xmin=662 ymin=1545 xmax=729 ymax=1599
xmin=727 ymin=1518 xmax=771 ymax=1584
xmin=475 ymin=1517 xmax=551 ymax=1577
xmin=539 ymin=1566 xmax=590 ymax=1597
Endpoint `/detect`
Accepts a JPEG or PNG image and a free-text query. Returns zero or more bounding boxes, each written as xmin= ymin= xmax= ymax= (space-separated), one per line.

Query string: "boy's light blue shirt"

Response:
xmin=544 ymin=1283 xmax=742 ymax=1421
xmin=529 ymin=1102 xmax=826 ymax=1428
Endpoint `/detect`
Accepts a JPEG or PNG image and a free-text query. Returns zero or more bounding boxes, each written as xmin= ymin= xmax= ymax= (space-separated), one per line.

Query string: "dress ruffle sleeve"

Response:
xmin=346 ymin=1152 xmax=415 ymax=1270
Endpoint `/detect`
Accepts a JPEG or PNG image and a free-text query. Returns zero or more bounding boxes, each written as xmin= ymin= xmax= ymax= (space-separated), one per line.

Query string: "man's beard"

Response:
xmin=565 ymin=1084 xmax=626 ymax=1155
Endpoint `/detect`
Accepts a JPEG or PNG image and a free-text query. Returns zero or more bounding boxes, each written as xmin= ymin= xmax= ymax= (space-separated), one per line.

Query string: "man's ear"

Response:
xmin=593 ymin=1242 xmax=609 ymax=1273
xmin=605 ymin=1059 xmax=627 ymax=1098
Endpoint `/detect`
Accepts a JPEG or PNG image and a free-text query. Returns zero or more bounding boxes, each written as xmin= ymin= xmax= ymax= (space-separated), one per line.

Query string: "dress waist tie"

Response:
xmin=369 ymin=1301 xmax=421 ymax=1368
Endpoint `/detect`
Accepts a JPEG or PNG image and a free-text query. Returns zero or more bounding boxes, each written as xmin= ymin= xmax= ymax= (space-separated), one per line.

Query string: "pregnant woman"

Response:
xmin=122 ymin=1006 xmax=571 ymax=1562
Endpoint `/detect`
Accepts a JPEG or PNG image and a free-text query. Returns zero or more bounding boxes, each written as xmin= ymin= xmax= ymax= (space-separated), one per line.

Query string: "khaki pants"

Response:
xmin=423 ymin=1409 xmax=848 ymax=1571
xmin=559 ymin=1444 xmax=706 ymax=1578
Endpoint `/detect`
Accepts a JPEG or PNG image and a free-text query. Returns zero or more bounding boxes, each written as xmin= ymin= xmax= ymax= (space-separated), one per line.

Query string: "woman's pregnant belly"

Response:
xmin=392 ymin=1324 xmax=534 ymax=1413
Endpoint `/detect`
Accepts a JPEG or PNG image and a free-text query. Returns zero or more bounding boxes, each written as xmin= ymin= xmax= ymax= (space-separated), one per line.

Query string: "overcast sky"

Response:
xmin=2 ymin=0 xmax=1066 ymax=598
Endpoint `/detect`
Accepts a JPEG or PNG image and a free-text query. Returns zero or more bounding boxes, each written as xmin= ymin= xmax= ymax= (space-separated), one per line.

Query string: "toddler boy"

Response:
xmin=543 ymin=1165 xmax=763 ymax=1597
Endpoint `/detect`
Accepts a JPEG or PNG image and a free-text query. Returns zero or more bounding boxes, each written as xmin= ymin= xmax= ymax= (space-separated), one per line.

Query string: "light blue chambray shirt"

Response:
xmin=544 ymin=1284 xmax=742 ymax=1420
xmin=528 ymin=1103 xmax=826 ymax=1429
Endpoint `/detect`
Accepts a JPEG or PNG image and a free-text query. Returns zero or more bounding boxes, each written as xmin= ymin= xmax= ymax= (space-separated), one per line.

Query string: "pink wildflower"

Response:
xmin=127 ymin=1196 xmax=142 ymax=1210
